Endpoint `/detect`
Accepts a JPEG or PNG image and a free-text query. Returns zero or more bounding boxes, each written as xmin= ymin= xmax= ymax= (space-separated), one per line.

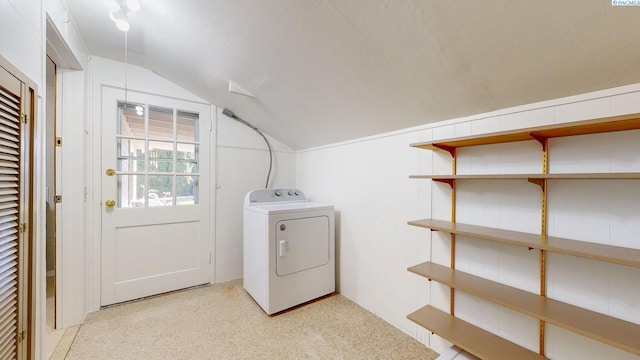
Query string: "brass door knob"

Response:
xmin=105 ymin=199 xmax=116 ymax=208
xmin=106 ymin=169 xmax=116 ymax=176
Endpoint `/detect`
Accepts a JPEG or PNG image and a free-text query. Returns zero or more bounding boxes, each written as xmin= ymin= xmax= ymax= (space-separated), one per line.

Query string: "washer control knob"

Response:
xmin=275 ymin=190 xmax=282 ymax=196
xmin=294 ymin=191 xmax=300 ymax=195
xmin=288 ymin=190 xmax=293 ymax=195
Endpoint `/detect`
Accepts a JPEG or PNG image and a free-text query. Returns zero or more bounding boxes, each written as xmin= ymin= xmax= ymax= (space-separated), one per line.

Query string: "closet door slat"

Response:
xmin=0 ymin=81 xmax=21 ymax=360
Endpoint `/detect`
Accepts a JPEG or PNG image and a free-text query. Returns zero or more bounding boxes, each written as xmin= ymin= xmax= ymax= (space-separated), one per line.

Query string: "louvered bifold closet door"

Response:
xmin=0 ymin=78 xmax=21 ymax=360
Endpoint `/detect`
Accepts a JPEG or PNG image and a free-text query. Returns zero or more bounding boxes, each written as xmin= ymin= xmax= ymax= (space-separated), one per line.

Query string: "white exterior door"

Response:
xmin=101 ymin=87 xmax=211 ymax=306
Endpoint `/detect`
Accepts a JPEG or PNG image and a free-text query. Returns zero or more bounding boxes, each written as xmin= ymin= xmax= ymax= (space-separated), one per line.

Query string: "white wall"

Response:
xmin=0 ymin=0 xmax=43 ymax=89
xmin=296 ymin=131 xmax=432 ymax=344
xmin=296 ymin=84 xmax=640 ymax=359
xmin=56 ymin=66 xmax=87 ymax=328
xmin=44 ymin=0 xmax=86 ymax=67
xmin=215 ymin=110 xmax=296 ymax=282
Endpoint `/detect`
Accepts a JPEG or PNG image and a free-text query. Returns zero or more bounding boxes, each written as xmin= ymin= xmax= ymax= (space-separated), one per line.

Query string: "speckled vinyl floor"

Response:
xmin=66 ymin=280 xmax=439 ymax=360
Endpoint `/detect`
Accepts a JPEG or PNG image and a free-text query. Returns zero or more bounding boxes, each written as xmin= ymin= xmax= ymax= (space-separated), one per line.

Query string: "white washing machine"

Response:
xmin=243 ymin=188 xmax=335 ymax=315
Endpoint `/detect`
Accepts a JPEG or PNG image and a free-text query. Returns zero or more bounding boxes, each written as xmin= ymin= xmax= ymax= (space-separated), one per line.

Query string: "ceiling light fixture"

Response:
xmin=126 ymin=0 xmax=141 ymax=12
xmin=110 ymin=10 xmax=130 ymax=32
xmin=109 ymin=0 xmax=141 ymax=32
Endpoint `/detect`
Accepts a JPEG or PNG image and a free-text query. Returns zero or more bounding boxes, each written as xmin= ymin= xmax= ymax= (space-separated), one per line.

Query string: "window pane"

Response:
xmin=118 ymin=138 xmax=145 ymax=172
xmin=148 ymin=141 xmax=174 ymax=172
xmin=177 ymin=143 xmax=197 ymax=160
xmin=149 ymin=106 xmax=174 ymax=140
xmin=176 ymin=160 xmax=198 ymax=174
xmin=118 ymin=159 xmax=144 ymax=172
xmin=118 ymin=174 xmax=146 ymax=208
xmin=176 ymin=176 xmax=198 ymax=205
xmin=114 ymin=103 xmax=201 ymax=209
xmin=148 ymin=175 xmax=173 ymax=206
xmin=118 ymin=102 xmax=145 ymax=137
xmin=119 ymin=138 xmax=145 ymax=157
xmin=177 ymin=143 xmax=198 ymax=173
xmin=177 ymin=111 xmax=198 ymax=143
xmin=149 ymin=161 xmax=173 ymax=173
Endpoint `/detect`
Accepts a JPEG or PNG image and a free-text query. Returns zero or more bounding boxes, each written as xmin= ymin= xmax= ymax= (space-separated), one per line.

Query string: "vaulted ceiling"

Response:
xmin=64 ymin=0 xmax=640 ymax=149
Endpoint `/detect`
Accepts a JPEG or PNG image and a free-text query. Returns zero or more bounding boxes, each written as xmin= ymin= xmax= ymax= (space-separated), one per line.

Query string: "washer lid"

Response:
xmin=245 ymin=201 xmax=333 ymax=215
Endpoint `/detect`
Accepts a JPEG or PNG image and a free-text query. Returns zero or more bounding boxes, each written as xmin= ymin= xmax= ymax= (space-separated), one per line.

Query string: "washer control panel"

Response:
xmin=247 ymin=188 xmax=306 ymax=204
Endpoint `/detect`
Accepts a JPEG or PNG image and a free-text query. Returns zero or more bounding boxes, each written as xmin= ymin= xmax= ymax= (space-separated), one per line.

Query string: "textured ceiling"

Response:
xmin=64 ymin=0 xmax=640 ymax=149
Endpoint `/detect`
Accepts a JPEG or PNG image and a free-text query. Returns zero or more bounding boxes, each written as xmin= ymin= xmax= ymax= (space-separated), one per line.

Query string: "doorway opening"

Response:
xmin=45 ymin=55 xmax=64 ymax=356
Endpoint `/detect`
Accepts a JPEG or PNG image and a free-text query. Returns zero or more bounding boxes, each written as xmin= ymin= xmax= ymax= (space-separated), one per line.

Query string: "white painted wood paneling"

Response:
xmin=610 ymin=129 xmax=640 ymax=172
xmin=214 ymin=146 xmax=296 ymax=282
xmin=215 ymin=110 xmax=296 ymax=283
xmin=58 ymin=69 xmax=87 ymax=327
xmin=433 ymin=125 xmax=456 ymax=141
xmin=500 ymin=107 xmax=555 ymax=131
xmin=548 ymin=133 xmax=612 ymax=173
xmin=456 ymin=237 xmax=539 ymax=294
xmin=554 ymin=97 xmax=611 ymax=123
xmin=471 ymin=116 xmax=501 ymax=135
xmin=455 ymin=293 xmax=539 ymax=353
xmin=610 ymin=265 xmax=640 ymax=325
xmin=611 ymin=91 xmax=640 ymax=116
xmin=456 ymin=180 xmax=540 ymax=233
xmin=457 ymin=141 xmax=541 ymax=175
xmin=297 ymin=131 xmax=434 ymax=346
xmin=454 ymin=122 xmax=472 ymax=138
xmin=546 ymin=324 xmax=640 ymax=360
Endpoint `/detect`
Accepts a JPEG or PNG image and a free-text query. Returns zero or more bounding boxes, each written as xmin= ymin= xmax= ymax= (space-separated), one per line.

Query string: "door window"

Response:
xmin=116 ymin=102 xmax=199 ymax=207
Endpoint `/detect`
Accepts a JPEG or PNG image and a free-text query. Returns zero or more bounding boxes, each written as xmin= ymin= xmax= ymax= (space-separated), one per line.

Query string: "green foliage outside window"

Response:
xmin=135 ymin=148 xmax=196 ymax=199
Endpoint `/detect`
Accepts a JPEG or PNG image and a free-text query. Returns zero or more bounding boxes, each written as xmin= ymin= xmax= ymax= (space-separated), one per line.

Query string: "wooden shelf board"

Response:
xmin=410 ymin=114 xmax=640 ymax=151
xmin=409 ymin=173 xmax=640 ymax=180
xmin=408 ymin=219 xmax=640 ymax=268
xmin=409 ymin=262 xmax=640 ymax=356
xmin=408 ymin=305 xmax=546 ymax=359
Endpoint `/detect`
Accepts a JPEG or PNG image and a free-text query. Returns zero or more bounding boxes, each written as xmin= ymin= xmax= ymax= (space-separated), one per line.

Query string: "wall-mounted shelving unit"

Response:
xmin=409 ymin=173 xmax=640 ymax=180
xmin=407 ymin=114 xmax=640 ymax=359
xmin=408 ymin=219 xmax=640 ymax=268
